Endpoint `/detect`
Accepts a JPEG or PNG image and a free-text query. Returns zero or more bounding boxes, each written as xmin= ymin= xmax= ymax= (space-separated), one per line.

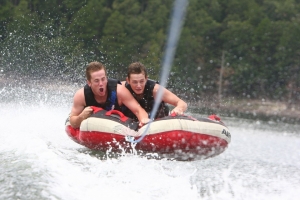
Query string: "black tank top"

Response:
xmin=123 ymin=79 xmax=169 ymax=120
xmin=84 ymin=78 xmax=122 ymax=111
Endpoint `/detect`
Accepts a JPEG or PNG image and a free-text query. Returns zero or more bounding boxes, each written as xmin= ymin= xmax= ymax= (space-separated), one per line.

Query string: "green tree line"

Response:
xmin=0 ymin=0 xmax=299 ymax=104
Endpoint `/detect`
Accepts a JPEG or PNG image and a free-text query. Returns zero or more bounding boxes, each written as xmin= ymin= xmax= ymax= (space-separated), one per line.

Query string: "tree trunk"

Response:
xmin=218 ymin=50 xmax=225 ymax=107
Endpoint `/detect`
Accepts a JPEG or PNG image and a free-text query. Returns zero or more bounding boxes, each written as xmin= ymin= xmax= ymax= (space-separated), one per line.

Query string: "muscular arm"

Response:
xmin=153 ymin=84 xmax=187 ymax=115
xmin=117 ymin=84 xmax=150 ymax=124
xmin=69 ymin=88 xmax=93 ymax=128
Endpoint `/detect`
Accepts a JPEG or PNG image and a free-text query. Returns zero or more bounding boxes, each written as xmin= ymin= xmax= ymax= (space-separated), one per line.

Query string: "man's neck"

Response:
xmin=95 ymin=92 xmax=108 ymax=104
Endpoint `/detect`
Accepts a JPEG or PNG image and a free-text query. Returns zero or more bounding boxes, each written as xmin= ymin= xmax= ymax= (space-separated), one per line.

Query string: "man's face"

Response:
xmin=88 ymin=69 xmax=108 ymax=97
xmin=127 ymin=73 xmax=147 ymax=95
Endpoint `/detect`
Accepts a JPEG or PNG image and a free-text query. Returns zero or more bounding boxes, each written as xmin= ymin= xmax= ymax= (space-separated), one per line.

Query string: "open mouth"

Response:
xmin=99 ymin=88 xmax=104 ymax=92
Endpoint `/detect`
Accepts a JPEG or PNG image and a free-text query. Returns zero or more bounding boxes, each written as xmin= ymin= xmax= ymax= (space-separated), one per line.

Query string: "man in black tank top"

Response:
xmin=121 ymin=62 xmax=187 ymax=120
xmin=68 ymin=61 xmax=150 ymax=128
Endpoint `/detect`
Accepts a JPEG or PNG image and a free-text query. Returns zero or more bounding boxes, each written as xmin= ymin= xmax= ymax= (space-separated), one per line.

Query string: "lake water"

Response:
xmin=0 ymin=80 xmax=299 ymax=200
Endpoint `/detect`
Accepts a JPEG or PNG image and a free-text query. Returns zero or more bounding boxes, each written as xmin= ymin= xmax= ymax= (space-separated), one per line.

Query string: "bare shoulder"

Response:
xmin=73 ymin=88 xmax=85 ymax=104
xmin=74 ymin=87 xmax=84 ymax=97
xmin=117 ymin=84 xmax=129 ymax=95
xmin=70 ymin=87 xmax=85 ymax=116
xmin=116 ymin=84 xmax=133 ymax=105
xmin=154 ymin=83 xmax=161 ymax=90
xmin=153 ymin=83 xmax=165 ymax=95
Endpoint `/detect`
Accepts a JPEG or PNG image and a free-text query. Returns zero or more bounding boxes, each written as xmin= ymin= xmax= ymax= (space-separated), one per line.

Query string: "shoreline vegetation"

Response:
xmin=190 ymin=97 xmax=300 ymax=124
xmin=1 ymin=0 xmax=300 ymax=126
xmin=1 ymin=74 xmax=299 ymax=124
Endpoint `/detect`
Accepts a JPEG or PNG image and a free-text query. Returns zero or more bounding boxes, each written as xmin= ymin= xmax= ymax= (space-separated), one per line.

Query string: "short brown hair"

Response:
xmin=86 ymin=61 xmax=106 ymax=81
xmin=127 ymin=62 xmax=147 ymax=79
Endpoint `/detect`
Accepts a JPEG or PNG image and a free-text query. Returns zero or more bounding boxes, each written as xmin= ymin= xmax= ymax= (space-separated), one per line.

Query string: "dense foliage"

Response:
xmin=1 ymin=0 xmax=299 ymax=103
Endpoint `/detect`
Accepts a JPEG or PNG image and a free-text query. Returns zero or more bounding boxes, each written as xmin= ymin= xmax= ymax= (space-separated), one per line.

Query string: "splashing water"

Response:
xmin=1 ymin=91 xmax=300 ymax=200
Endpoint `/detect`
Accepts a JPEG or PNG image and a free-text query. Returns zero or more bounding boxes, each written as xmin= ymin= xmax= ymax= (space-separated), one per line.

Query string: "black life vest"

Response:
xmin=84 ymin=79 xmax=122 ymax=111
xmin=123 ymin=79 xmax=169 ymax=120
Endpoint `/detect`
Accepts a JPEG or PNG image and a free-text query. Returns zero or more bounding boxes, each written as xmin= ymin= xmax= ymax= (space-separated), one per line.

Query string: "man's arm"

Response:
xmin=117 ymin=84 xmax=150 ymax=125
xmin=69 ymin=88 xmax=93 ymax=128
xmin=153 ymin=84 xmax=187 ymax=115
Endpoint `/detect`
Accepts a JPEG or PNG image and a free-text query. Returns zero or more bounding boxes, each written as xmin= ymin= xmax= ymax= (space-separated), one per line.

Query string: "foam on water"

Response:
xmin=0 ymin=103 xmax=200 ymax=200
xmin=1 ymin=94 xmax=300 ymax=200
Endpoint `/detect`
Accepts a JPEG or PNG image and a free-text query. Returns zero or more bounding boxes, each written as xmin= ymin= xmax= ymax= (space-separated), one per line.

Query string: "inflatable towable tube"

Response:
xmin=65 ymin=106 xmax=231 ymax=160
